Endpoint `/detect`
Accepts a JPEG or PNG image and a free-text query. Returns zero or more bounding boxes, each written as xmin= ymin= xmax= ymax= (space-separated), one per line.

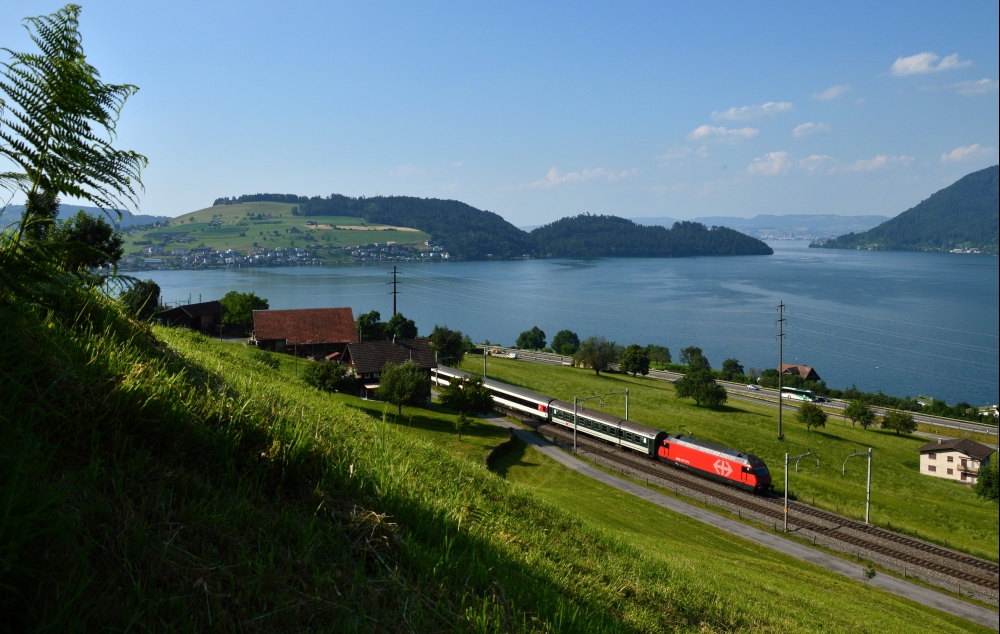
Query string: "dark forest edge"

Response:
xmin=213 ymin=193 xmax=773 ymax=260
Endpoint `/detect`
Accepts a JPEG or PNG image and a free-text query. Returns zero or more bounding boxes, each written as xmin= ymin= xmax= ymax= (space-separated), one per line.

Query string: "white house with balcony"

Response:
xmin=917 ymin=438 xmax=995 ymax=485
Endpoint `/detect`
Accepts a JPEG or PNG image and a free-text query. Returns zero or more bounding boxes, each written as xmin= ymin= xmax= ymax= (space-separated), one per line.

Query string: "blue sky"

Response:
xmin=2 ymin=1 xmax=998 ymax=225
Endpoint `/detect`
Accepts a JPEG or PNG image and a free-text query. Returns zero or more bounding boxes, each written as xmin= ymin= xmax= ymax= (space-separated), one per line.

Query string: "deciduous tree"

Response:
xmin=573 ymin=336 xmax=618 ymax=376
xmin=675 ymin=369 xmax=727 ymax=407
xmin=516 ymin=326 xmax=546 ymax=350
xmin=797 ymin=402 xmax=827 ymax=432
xmin=552 ymin=329 xmax=580 ymax=355
xmin=220 ymin=290 xmax=269 ymax=333
xmin=376 ymin=361 xmax=429 ymax=415
xmin=303 ymin=361 xmax=354 ymax=394
xmin=844 ymin=400 xmax=876 ymax=429
xmin=438 ymin=375 xmax=493 ymax=439
xmin=356 ymin=310 xmax=385 ymax=341
xmin=385 ymin=312 xmax=418 ymax=339
xmin=679 ymin=346 xmax=703 ymax=366
xmin=619 ymin=344 xmax=650 ymax=377
xmin=645 ymin=344 xmax=671 ymax=365
xmin=720 ymin=358 xmax=744 ymax=380
xmin=429 ymin=325 xmax=466 ymax=365
xmin=881 ymin=409 xmax=917 ymax=436
xmin=49 ymin=209 xmax=124 ymax=269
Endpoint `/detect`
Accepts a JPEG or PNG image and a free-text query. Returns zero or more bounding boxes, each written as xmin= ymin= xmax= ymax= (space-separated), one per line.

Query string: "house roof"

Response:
xmin=252 ymin=307 xmax=357 ymax=345
xmin=157 ymin=301 xmax=226 ymax=320
xmin=780 ymin=363 xmax=820 ymax=380
xmin=917 ymin=438 xmax=996 ymax=461
xmin=345 ymin=338 xmax=436 ymax=374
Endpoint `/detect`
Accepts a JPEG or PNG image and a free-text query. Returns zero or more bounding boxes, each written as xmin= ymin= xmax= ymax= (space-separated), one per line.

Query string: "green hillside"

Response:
xmin=132 ymin=201 xmax=430 ymax=261
xmin=531 ymin=215 xmax=774 ymax=257
xmin=815 ymin=165 xmax=999 ymax=253
xmin=1 ymin=285 xmax=986 ymax=630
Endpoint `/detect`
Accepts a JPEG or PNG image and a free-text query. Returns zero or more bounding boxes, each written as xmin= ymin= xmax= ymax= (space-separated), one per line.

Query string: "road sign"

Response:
xmin=714 ymin=459 xmax=732 ymax=477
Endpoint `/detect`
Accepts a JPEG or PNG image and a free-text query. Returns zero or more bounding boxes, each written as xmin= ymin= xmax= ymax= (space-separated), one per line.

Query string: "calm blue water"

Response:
xmin=146 ymin=241 xmax=1000 ymax=406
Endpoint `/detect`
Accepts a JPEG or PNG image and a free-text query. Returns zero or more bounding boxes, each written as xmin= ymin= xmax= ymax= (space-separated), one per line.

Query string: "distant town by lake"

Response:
xmin=147 ymin=241 xmax=1000 ymax=407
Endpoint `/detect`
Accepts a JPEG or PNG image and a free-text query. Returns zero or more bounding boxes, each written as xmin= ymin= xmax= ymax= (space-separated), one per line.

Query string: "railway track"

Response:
xmin=535 ymin=422 xmax=999 ymax=602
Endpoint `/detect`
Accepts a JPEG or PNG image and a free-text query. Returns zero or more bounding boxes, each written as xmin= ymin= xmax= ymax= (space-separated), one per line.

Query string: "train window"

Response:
xmin=642 ymin=438 xmax=648 ymax=445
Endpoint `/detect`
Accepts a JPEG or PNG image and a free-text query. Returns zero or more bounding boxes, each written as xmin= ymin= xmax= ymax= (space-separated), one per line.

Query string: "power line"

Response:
xmin=789 ymin=311 xmax=998 ymax=354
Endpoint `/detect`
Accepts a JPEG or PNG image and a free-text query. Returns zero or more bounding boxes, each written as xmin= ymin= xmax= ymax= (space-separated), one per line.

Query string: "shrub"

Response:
xmin=303 ymin=361 xmax=355 ymax=393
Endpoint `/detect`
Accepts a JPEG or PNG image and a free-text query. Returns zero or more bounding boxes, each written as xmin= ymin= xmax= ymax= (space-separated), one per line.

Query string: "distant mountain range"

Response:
xmin=213 ymin=193 xmax=773 ymax=260
xmin=814 ymin=165 xmax=999 ymax=253
xmin=1 ymin=204 xmax=170 ymax=230
xmin=633 ymin=214 xmax=889 ymax=240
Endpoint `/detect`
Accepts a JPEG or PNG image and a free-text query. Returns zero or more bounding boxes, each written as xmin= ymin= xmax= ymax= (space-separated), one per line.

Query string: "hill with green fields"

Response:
xmin=127 ymin=201 xmax=432 ymax=263
xmin=208 ymin=193 xmax=774 ymax=260
xmin=814 ymin=165 xmax=999 ymax=253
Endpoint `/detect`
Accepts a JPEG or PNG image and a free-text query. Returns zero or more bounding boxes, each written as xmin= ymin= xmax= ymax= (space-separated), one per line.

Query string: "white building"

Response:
xmin=917 ymin=438 xmax=994 ymax=485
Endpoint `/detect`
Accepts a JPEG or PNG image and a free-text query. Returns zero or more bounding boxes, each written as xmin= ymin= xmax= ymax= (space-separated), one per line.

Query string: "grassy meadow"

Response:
xmin=4 ymin=284 xmax=993 ymax=632
xmin=133 ymin=201 xmax=430 ymax=258
xmin=459 ymin=357 xmax=1000 ymax=561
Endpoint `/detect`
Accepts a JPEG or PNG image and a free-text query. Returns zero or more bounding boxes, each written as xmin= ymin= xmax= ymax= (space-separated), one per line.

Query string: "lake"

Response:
xmin=146 ymin=241 xmax=1000 ymax=407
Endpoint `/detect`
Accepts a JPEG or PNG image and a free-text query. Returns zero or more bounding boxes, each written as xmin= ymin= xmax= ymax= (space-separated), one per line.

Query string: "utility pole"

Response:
xmin=777 ymin=301 xmax=785 ymax=440
xmin=483 ymin=345 xmax=487 ymax=379
xmin=389 ymin=265 xmax=399 ymax=316
xmin=843 ymin=448 xmax=873 ymax=523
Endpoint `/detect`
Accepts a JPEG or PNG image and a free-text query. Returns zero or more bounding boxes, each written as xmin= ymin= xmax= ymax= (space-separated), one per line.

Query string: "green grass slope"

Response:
xmin=3 ymin=279 xmax=990 ymax=631
xmin=461 ymin=357 xmax=999 ymax=561
xmin=815 ymin=165 xmax=999 ymax=252
xmin=137 ymin=201 xmax=430 ymax=258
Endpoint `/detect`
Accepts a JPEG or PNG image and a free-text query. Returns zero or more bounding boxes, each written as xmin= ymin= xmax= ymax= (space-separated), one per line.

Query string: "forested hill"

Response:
xmin=814 ymin=165 xmax=999 ymax=253
xmin=212 ymin=193 xmax=773 ymax=259
xmin=531 ymin=215 xmax=774 ymax=257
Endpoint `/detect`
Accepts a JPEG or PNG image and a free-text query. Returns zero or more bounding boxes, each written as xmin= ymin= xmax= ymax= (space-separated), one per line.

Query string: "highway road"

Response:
xmin=481 ymin=346 xmax=999 ymax=440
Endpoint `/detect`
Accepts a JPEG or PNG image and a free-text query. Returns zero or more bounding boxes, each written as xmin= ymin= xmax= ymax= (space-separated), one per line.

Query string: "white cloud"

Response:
xmin=792 ymin=122 xmax=831 ymax=139
xmin=840 ymin=155 xmax=914 ymax=172
xmin=711 ymin=101 xmax=794 ymax=121
xmin=686 ymin=125 xmax=759 ymax=142
xmin=746 ymin=151 xmax=793 ymax=176
xmin=798 ymin=155 xmax=833 ymax=172
xmin=891 ymin=52 xmax=971 ymax=76
xmin=812 ymin=85 xmax=853 ymax=100
xmin=941 ymin=144 xmax=998 ymax=163
xmin=442 ymin=182 xmax=459 ymax=191
xmin=451 ymin=161 xmax=464 ymax=168
xmin=519 ymin=167 xmax=634 ymax=190
xmin=950 ymin=78 xmax=999 ymax=96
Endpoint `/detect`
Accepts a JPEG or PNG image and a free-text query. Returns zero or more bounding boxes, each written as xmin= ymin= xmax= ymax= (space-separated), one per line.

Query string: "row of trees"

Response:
xmin=796 ymin=401 xmax=918 ymax=435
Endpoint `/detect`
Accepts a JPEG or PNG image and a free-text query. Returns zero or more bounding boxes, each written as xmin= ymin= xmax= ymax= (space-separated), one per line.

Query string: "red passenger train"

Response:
xmin=432 ymin=366 xmax=773 ymax=494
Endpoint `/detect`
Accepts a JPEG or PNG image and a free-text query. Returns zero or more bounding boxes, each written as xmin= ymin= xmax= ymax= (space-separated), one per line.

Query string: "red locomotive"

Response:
xmin=658 ymin=435 xmax=772 ymax=492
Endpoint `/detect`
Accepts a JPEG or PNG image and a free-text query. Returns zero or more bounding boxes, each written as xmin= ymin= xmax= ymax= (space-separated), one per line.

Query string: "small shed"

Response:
xmin=251 ymin=307 xmax=357 ymax=358
xmin=779 ymin=363 xmax=821 ymax=381
xmin=155 ymin=301 xmax=226 ymax=334
xmin=917 ymin=438 xmax=995 ymax=485
xmin=342 ymin=338 xmax=437 ymax=399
